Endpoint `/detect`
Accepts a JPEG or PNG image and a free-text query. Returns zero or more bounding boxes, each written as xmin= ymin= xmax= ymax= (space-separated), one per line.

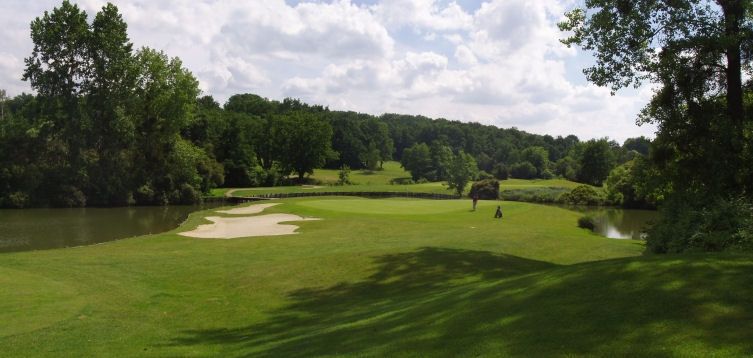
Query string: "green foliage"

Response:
xmin=648 ymin=196 xmax=753 ymax=254
xmin=554 ymin=154 xmax=578 ymax=181
xmin=623 ymin=137 xmax=650 ymax=156
xmin=577 ymin=139 xmax=615 ymax=186
xmin=501 ymin=187 xmax=571 ymax=204
xmin=520 ymin=146 xmax=549 ymax=177
xmin=360 ymin=142 xmax=381 ymax=171
xmin=560 ymin=185 xmax=605 ymax=206
xmin=446 ymin=151 xmax=478 ymax=196
xmin=604 ymin=157 xmax=665 ymax=208
xmin=577 ymin=215 xmax=596 ymax=230
xmin=510 ymin=161 xmax=537 ymax=179
xmin=401 ymin=143 xmax=432 ymax=181
xmin=3 ymin=2 xmax=215 ymax=207
xmin=364 ymin=118 xmax=394 ymax=168
xmin=477 ymin=170 xmax=494 ymax=180
xmin=2 ymin=1 xmax=662 ymax=207
xmin=562 ymin=0 xmax=753 ymax=253
xmin=338 ymin=165 xmax=352 ymax=186
xmin=469 ymin=179 xmax=500 ymax=200
xmin=276 ymin=111 xmax=334 ymax=181
xmin=492 ymin=163 xmax=509 ymax=180
xmin=429 ymin=142 xmax=454 ymax=181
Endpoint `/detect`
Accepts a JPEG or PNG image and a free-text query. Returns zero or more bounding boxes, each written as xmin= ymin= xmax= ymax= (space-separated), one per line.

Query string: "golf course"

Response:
xmin=4 ymin=1 xmax=753 ymax=357
xmin=2 ymin=197 xmax=752 ymax=357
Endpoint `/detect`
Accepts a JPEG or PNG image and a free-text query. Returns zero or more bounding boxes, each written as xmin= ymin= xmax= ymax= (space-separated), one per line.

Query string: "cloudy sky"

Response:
xmin=0 ymin=0 xmax=657 ymax=142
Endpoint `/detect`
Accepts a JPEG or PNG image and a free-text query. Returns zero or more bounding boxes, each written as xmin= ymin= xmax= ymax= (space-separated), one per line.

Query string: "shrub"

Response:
xmin=1 ymin=191 xmax=30 ymax=208
xmin=646 ymin=195 xmax=753 ymax=253
xmin=578 ymin=215 xmax=596 ymax=230
xmin=337 ymin=165 xmax=351 ymax=185
xmin=501 ymin=187 xmax=570 ymax=203
xmin=477 ymin=170 xmax=494 ymax=180
xmin=469 ymin=179 xmax=500 ymax=200
xmin=261 ymin=167 xmax=282 ymax=187
xmin=178 ymin=183 xmax=201 ymax=204
xmin=560 ymin=185 xmax=605 ymax=205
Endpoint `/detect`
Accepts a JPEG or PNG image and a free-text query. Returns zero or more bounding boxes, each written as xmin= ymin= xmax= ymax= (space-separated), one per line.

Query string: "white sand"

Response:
xmin=179 ymin=214 xmax=320 ymax=239
xmin=301 ymin=185 xmax=323 ymax=189
xmin=216 ymin=203 xmax=279 ymax=215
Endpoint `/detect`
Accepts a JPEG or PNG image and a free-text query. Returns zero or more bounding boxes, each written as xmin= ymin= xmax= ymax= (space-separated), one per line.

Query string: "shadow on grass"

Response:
xmin=167 ymin=248 xmax=753 ymax=357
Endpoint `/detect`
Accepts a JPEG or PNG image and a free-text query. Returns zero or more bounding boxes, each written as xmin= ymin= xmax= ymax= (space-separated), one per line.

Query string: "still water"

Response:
xmin=567 ymin=206 xmax=660 ymax=240
xmin=0 ymin=203 xmax=225 ymax=253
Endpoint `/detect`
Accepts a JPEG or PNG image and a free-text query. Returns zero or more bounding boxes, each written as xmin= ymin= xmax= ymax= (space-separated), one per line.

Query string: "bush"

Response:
xmin=646 ymin=195 xmax=753 ymax=253
xmin=1 ymin=191 xmax=30 ymax=208
xmin=578 ymin=215 xmax=596 ymax=230
xmin=469 ymin=179 xmax=500 ymax=200
xmin=501 ymin=187 xmax=570 ymax=203
xmin=560 ymin=185 xmax=605 ymax=205
xmin=261 ymin=167 xmax=282 ymax=187
xmin=178 ymin=183 xmax=201 ymax=204
xmin=337 ymin=165 xmax=351 ymax=185
xmin=477 ymin=170 xmax=494 ymax=180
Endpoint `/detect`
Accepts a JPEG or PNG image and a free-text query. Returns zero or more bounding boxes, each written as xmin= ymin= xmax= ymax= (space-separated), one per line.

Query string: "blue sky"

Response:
xmin=0 ymin=0 xmax=656 ymax=141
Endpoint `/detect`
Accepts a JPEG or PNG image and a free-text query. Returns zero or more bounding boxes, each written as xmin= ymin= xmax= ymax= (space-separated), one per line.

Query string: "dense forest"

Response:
xmin=0 ymin=1 xmax=653 ymax=210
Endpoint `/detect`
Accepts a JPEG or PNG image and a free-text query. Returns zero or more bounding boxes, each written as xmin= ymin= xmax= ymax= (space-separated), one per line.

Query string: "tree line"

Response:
xmin=0 ymin=1 xmax=655 ymax=209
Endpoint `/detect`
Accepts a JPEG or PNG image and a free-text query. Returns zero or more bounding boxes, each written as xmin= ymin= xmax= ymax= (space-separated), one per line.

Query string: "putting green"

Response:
xmin=297 ymin=198 xmax=498 ymax=215
xmin=0 ymin=267 xmax=84 ymax=337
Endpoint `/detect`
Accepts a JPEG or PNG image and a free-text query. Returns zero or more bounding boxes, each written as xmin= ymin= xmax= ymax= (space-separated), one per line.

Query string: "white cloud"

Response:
xmin=373 ymin=0 xmax=473 ymax=32
xmin=0 ymin=0 xmax=655 ymax=141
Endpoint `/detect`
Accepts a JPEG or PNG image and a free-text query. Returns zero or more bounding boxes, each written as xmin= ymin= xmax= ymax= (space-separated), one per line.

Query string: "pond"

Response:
xmin=0 ymin=203 xmax=226 ymax=253
xmin=566 ymin=206 xmax=660 ymax=240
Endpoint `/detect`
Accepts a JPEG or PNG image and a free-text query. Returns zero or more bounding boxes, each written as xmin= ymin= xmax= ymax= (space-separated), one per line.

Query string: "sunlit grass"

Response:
xmin=2 ymin=197 xmax=751 ymax=356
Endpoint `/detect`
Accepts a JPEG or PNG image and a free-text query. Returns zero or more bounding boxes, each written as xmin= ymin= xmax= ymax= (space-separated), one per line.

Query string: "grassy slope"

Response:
xmin=228 ymin=161 xmax=586 ymax=197
xmin=2 ymin=198 xmax=751 ymax=357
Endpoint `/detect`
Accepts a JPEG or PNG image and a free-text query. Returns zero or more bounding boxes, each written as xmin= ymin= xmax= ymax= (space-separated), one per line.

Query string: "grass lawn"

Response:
xmin=226 ymin=161 xmax=588 ymax=198
xmin=310 ymin=161 xmax=411 ymax=185
xmin=2 ymin=198 xmax=751 ymax=357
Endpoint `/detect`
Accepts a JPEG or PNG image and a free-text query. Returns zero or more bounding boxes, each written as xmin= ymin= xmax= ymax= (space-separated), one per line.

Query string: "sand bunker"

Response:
xmin=301 ymin=185 xmax=323 ymax=189
xmin=179 ymin=214 xmax=320 ymax=239
xmin=215 ymin=203 xmax=279 ymax=215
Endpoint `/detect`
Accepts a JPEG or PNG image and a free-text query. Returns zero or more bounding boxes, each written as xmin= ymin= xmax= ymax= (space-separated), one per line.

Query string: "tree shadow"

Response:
xmin=166 ymin=249 xmax=753 ymax=357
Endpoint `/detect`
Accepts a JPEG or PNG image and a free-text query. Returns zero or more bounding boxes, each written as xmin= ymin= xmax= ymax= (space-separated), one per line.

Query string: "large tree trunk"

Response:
xmin=720 ymin=0 xmax=745 ymax=128
xmin=719 ymin=0 xmax=746 ymax=190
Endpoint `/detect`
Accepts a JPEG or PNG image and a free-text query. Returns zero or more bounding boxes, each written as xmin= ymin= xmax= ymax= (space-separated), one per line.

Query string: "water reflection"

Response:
xmin=564 ymin=206 xmax=659 ymax=240
xmin=0 ymin=203 xmax=226 ymax=253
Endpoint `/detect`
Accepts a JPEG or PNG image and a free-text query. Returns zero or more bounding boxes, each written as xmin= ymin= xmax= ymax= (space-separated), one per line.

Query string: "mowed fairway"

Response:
xmin=2 ymin=198 xmax=753 ymax=357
